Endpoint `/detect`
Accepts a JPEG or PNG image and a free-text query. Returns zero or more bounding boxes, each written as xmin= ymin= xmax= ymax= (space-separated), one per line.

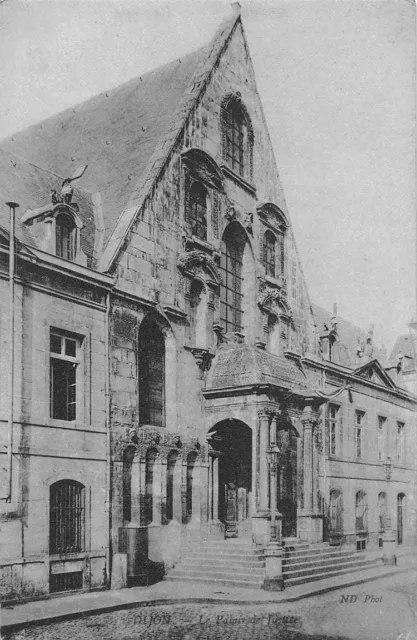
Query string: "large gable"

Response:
xmin=0 ymin=10 xmax=242 ymax=270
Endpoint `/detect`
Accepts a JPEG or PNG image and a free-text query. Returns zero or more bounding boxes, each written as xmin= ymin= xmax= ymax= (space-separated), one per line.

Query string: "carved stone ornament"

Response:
xmin=257 ymin=282 xmax=292 ymax=319
xmin=186 ymin=346 xmax=215 ymax=374
xmin=177 ymin=250 xmax=222 ymax=284
xmin=114 ymin=425 xmax=205 ymax=462
xmin=225 ymin=207 xmax=237 ymax=222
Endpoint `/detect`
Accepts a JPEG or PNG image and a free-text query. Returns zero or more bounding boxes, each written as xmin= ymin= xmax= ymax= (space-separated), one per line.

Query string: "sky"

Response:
xmin=0 ymin=0 xmax=415 ymax=353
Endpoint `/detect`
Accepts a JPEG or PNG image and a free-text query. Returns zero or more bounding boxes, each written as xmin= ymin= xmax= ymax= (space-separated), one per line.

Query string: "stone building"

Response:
xmin=0 ymin=5 xmax=415 ymax=599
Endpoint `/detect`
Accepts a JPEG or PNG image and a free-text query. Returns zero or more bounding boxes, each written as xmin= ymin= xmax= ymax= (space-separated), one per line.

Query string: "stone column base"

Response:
xmin=262 ymin=542 xmax=284 ymax=591
xmin=252 ymin=513 xmax=269 ymax=546
xmin=382 ymin=529 xmax=397 ymax=566
xmin=298 ymin=514 xmax=323 ymax=543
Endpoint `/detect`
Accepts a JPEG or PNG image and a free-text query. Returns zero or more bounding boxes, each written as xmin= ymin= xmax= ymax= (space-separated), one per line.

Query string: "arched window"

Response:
xmin=378 ymin=492 xmax=387 ymax=532
xmin=186 ymin=452 xmax=197 ymax=523
xmin=56 ymin=212 xmax=76 ymax=261
xmin=123 ymin=447 xmax=135 ymax=523
xmin=139 ymin=317 xmax=165 ymax=427
xmin=189 ymin=182 xmax=208 ymax=240
xmin=277 ymin=230 xmax=284 ymax=275
xmin=144 ymin=449 xmax=157 ymax=525
xmin=262 ymin=231 xmax=276 ymax=278
xmin=50 ymin=480 xmax=85 ymax=554
xmin=222 ymin=98 xmax=253 ymax=178
xmin=189 ymin=280 xmax=207 ymax=347
xmin=166 ymin=451 xmax=178 ymax=522
xmin=219 ymin=224 xmax=246 ymax=334
xmin=329 ymin=489 xmax=343 ymax=534
xmin=355 ymin=491 xmax=367 ymax=533
xmin=397 ymin=493 xmax=405 ymax=545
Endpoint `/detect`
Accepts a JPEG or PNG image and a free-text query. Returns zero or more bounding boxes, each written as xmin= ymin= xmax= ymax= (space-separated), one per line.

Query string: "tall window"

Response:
xmin=378 ymin=492 xmax=387 ymax=531
xmin=262 ymin=231 xmax=276 ymax=278
xmin=222 ymin=98 xmax=253 ymax=179
xmin=355 ymin=411 xmax=365 ymax=458
xmin=277 ymin=230 xmax=285 ymax=275
xmin=139 ymin=317 xmax=165 ymax=427
xmin=56 ymin=213 xmax=76 ymax=261
xmin=397 ymin=422 xmax=405 ymax=464
xmin=329 ymin=489 xmax=343 ymax=534
xmin=377 ymin=416 xmax=386 ymax=461
xmin=219 ymin=225 xmax=245 ymax=333
xmin=355 ymin=490 xmax=367 ymax=532
xmin=50 ymin=331 xmax=80 ymax=421
xmin=328 ymin=405 xmax=339 ymax=456
xmin=50 ymin=480 xmax=85 ymax=554
xmin=189 ymin=182 xmax=208 ymax=240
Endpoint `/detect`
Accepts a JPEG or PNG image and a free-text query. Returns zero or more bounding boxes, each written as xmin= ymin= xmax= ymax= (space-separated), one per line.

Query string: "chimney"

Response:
xmin=231 ymin=2 xmax=241 ymax=15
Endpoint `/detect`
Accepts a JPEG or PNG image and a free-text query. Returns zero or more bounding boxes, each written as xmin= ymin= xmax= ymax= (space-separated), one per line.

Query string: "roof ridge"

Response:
xmin=97 ymin=9 xmax=241 ymax=272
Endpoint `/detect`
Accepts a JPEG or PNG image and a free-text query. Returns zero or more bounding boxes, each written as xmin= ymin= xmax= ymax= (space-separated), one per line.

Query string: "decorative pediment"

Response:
xmin=352 ymin=359 xmax=397 ymax=390
xmin=257 ymin=202 xmax=287 ymax=233
xmin=177 ymin=250 xmax=222 ymax=285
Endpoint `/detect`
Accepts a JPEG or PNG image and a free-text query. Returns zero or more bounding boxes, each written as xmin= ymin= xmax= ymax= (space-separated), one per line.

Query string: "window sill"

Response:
xmin=221 ymin=164 xmax=256 ymax=195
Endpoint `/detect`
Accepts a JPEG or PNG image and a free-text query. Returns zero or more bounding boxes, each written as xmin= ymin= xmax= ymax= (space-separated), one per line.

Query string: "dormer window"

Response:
xmin=56 ymin=212 xmax=77 ymax=261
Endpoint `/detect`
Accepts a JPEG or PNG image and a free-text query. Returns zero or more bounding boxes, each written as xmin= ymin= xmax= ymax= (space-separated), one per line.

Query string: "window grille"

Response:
xmin=50 ymin=332 xmax=79 ymax=421
xmin=262 ymin=231 xmax=276 ymax=278
xmin=139 ymin=318 xmax=165 ymax=427
xmin=50 ymin=571 xmax=83 ymax=593
xmin=219 ymin=232 xmax=244 ymax=333
xmin=49 ymin=480 xmax=85 ymax=554
xmin=56 ymin=213 xmax=76 ymax=261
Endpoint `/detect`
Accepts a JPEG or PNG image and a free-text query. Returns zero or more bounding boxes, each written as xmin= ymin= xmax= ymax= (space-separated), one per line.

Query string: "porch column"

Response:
xmin=209 ymin=453 xmax=219 ymax=521
xmin=298 ymin=404 xmax=322 ymax=542
xmin=258 ymin=410 xmax=270 ymax=513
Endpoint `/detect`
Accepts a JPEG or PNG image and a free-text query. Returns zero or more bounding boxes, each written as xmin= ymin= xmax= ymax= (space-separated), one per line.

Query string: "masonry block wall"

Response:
xmin=0 ymin=256 xmax=109 ymax=599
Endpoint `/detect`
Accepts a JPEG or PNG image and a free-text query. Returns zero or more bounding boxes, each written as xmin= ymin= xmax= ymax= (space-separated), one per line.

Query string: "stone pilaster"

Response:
xmin=298 ymin=404 xmax=323 ymax=543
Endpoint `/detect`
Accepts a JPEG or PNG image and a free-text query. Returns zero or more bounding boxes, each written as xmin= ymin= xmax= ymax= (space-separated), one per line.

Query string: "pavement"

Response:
xmin=1 ymin=550 xmax=416 ymax=634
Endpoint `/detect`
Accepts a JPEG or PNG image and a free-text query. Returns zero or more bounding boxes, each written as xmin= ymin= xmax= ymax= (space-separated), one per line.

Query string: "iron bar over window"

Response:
xmin=49 ymin=480 xmax=85 ymax=554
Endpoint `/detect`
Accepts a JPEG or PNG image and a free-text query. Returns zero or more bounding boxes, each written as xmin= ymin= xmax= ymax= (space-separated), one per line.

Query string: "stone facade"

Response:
xmin=0 ymin=6 xmax=415 ymax=600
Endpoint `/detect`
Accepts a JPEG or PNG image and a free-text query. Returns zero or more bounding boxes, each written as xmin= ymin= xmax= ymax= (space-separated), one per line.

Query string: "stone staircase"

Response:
xmin=282 ymin=541 xmax=377 ymax=587
xmin=165 ymin=538 xmax=266 ymax=589
xmin=165 ymin=538 xmax=379 ymax=590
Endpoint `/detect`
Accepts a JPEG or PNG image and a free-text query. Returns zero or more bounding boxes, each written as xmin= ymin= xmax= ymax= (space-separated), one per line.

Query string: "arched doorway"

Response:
xmin=208 ymin=420 xmax=252 ymax=538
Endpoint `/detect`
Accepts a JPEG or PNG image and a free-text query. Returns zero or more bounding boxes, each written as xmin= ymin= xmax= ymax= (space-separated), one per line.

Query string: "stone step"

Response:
xmin=170 ymin=565 xmax=266 ymax=579
xmin=164 ymin=574 xmax=264 ymax=588
xmin=283 ymin=549 xmax=356 ymax=565
xmin=284 ymin=559 xmax=377 ymax=587
xmin=283 ymin=546 xmax=346 ymax=560
xmin=283 ymin=553 xmax=359 ymax=571
xmin=187 ymin=550 xmax=265 ymax=561
xmin=181 ymin=558 xmax=266 ymax=570
xmin=284 ymin=557 xmax=375 ymax=581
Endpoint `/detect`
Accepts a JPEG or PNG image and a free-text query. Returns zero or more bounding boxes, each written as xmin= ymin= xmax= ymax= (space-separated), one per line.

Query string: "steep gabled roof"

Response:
xmin=0 ymin=8 xmax=241 ymax=272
